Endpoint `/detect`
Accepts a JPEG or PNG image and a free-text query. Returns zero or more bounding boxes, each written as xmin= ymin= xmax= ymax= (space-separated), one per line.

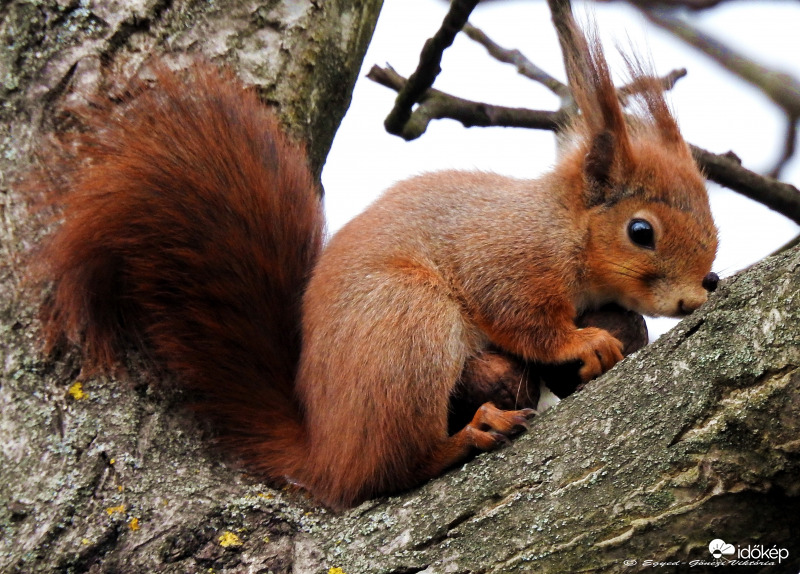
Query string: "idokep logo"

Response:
xmin=708 ymin=539 xmax=735 ymax=559
xmin=708 ymin=538 xmax=790 ymax=564
xmin=624 ymin=538 xmax=791 ymax=569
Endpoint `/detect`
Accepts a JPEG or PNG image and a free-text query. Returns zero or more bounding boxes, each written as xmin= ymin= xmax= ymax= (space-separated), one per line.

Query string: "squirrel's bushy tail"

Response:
xmin=33 ymin=61 xmax=324 ymax=480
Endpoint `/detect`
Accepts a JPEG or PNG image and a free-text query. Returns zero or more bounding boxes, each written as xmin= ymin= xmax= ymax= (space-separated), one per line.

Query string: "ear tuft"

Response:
xmin=561 ymin=19 xmax=635 ymax=177
xmin=584 ymin=130 xmax=615 ymax=206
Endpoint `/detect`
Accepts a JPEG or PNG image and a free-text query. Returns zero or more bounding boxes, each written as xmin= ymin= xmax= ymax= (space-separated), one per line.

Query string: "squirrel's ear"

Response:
xmin=583 ymin=129 xmax=616 ymax=207
xmin=585 ymin=130 xmax=614 ymax=186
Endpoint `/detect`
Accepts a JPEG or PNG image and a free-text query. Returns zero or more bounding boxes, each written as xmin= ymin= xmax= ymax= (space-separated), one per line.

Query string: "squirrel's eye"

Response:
xmin=627 ymin=219 xmax=655 ymax=249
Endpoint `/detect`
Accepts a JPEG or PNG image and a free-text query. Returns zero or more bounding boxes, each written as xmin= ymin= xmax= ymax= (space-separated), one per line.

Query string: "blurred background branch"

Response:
xmin=642 ymin=6 xmax=800 ymax=178
xmin=368 ymin=0 xmax=800 ymax=227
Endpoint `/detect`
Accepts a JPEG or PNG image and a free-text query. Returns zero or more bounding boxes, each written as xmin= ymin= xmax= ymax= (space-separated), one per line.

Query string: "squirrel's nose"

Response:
xmin=702 ymin=272 xmax=719 ymax=292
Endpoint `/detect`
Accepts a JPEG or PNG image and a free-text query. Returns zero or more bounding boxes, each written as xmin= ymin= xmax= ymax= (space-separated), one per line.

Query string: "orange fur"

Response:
xmin=30 ymin=21 xmax=717 ymax=509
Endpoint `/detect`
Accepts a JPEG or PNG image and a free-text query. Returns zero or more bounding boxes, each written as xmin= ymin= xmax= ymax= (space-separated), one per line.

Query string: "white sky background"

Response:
xmin=321 ymin=0 xmax=800 ymax=339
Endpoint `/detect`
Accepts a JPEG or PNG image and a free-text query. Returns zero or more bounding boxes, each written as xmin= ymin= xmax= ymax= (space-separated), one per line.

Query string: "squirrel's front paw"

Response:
xmin=559 ymin=327 xmax=624 ymax=383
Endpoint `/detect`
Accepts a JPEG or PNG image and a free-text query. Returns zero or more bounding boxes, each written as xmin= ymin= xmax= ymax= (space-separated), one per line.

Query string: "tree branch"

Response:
xmin=383 ymin=0 xmax=480 ymax=137
xmin=368 ymin=65 xmax=564 ymax=139
xmin=369 ymin=66 xmax=800 ymax=225
xmin=315 ymin=245 xmax=800 ymax=573
xmin=462 ymin=23 xmax=572 ymax=105
xmin=690 ymin=146 xmax=800 ymax=225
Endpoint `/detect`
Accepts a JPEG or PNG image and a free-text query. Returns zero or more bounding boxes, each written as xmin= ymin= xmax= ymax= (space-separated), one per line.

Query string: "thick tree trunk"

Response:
xmin=2 ymin=1 xmax=798 ymax=573
xmin=0 ymin=1 xmax=382 ymax=572
xmin=0 ymin=0 xmax=381 ymax=179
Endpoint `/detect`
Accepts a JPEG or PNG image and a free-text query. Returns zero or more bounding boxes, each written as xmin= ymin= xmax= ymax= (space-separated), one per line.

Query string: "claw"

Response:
xmin=487 ymin=430 xmax=511 ymax=447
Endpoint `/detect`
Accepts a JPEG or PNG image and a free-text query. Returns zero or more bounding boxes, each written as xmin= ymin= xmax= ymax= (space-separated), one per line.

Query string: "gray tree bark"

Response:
xmin=2 ymin=1 xmax=799 ymax=573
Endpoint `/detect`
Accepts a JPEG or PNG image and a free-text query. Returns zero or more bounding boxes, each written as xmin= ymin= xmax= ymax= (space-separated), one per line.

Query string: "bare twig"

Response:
xmin=768 ymin=117 xmax=799 ymax=180
xmin=369 ymin=65 xmax=564 ymax=139
xmin=383 ymin=0 xmax=480 ymax=137
xmin=462 ymin=23 xmax=572 ymax=105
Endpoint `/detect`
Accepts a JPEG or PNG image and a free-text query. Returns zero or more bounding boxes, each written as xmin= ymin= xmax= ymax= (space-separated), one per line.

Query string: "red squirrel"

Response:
xmin=30 ymin=22 xmax=718 ymax=509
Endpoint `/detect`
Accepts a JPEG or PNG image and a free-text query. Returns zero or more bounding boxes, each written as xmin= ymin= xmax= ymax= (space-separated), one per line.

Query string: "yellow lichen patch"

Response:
xmin=68 ymin=382 xmax=87 ymax=400
xmin=218 ymin=531 xmax=242 ymax=547
xmin=329 ymin=568 xmax=347 ymax=574
xmin=105 ymin=504 xmax=126 ymax=516
xmin=129 ymin=517 xmax=140 ymax=531
xmin=81 ymin=538 xmax=91 ymax=545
